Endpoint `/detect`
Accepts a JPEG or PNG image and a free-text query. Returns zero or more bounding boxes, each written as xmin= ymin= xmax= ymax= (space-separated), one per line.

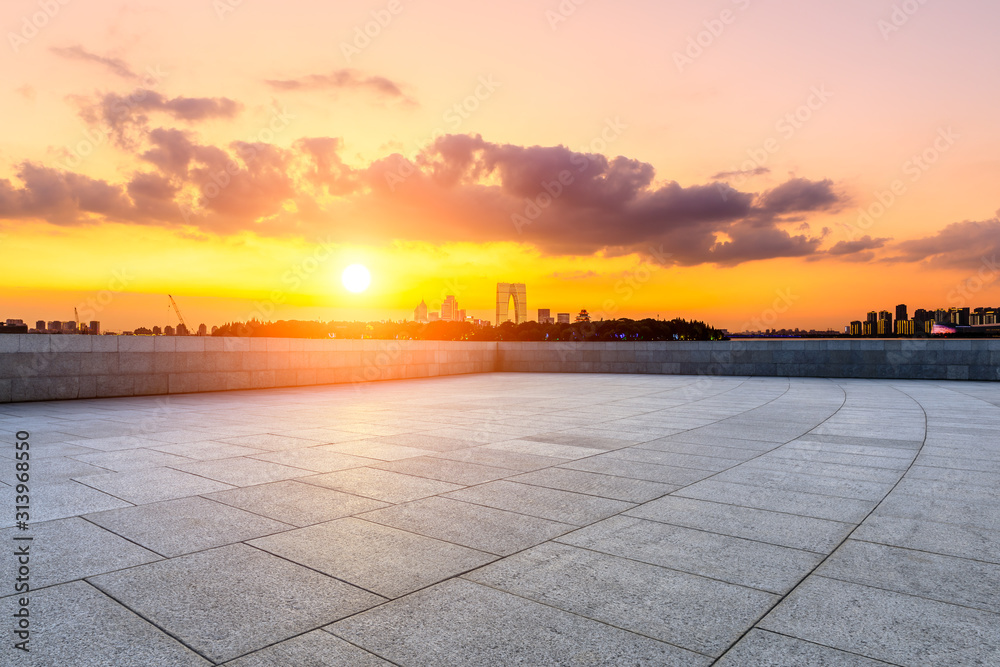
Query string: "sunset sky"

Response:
xmin=2 ymin=0 xmax=999 ymax=332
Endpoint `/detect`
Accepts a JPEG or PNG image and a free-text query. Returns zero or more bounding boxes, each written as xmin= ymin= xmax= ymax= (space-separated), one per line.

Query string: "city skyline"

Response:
xmin=3 ymin=2 xmax=1000 ymax=332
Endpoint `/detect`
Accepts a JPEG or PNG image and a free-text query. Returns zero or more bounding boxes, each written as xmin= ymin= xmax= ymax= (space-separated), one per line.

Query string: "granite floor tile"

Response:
xmin=759 ymin=576 xmax=1000 ymax=665
xmin=359 ymin=496 xmax=575 ymax=556
xmin=443 ymin=480 xmax=634 ymax=525
xmin=716 ymin=629 xmax=892 ymax=666
xmin=171 ymin=458 xmax=307 ymax=486
xmin=85 ymin=496 xmax=291 ymax=556
xmin=818 ymin=539 xmax=1000 ymax=614
xmin=431 ymin=446 xmax=569 ymax=471
xmin=509 ymin=467 xmax=677 ymax=502
xmin=466 ymin=541 xmax=777 ymax=657
xmin=204 ymin=480 xmax=387 ymax=527
xmin=250 ymin=517 xmax=496 ymax=598
xmin=0 ymin=581 xmax=210 ymax=666
xmin=558 ymin=515 xmax=822 ymax=594
xmin=73 ymin=466 xmax=235 ymax=504
xmin=222 ymin=629 xmax=392 ymax=666
xmin=328 ymin=578 xmax=709 ymax=666
xmin=0 ymin=517 xmax=160 ymax=591
xmin=250 ymin=448 xmax=378 ymax=473
xmin=91 ymin=544 xmax=385 ymax=664
xmin=675 ymin=479 xmax=875 ymax=523
xmin=373 ymin=456 xmax=514 ymax=486
xmin=302 ymin=467 xmax=461 ymax=503
xmin=626 ymin=495 xmax=854 ymax=553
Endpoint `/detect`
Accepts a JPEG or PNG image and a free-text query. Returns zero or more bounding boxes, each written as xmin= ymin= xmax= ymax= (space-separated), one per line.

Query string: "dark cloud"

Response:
xmin=265 ymin=69 xmax=414 ymax=104
xmin=78 ymin=90 xmax=243 ymax=148
xmin=51 ymin=45 xmax=137 ymax=80
xmin=0 ymin=162 xmax=132 ymax=224
xmin=887 ymin=216 xmax=1000 ymax=268
xmin=827 ymin=235 xmax=890 ymax=256
xmin=757 ymin=177 xmax=841 ymax=215
xmin=2 ymin=125 xmax=855 ymax=266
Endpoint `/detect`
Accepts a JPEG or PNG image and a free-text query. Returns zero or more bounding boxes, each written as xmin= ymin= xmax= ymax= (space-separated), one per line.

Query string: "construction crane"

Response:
xmin=168 ymin=295 xmax=188 ymax=333
xmin=74 ymin=307 xmax=82 ymax=334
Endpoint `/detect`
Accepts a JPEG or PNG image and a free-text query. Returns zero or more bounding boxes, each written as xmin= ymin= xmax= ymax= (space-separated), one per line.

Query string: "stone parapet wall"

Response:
xmin=1 ymin=336 xmax=998 ymax=402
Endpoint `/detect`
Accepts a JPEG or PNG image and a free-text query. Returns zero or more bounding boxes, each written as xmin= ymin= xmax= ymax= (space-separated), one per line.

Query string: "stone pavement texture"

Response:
xmin=1 ymin=373 xmax=999 ymax=665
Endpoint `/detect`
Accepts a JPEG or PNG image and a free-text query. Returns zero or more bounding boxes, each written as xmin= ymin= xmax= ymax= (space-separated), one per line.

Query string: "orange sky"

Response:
xmin=2 ymin=0 xmax=999 ymax=332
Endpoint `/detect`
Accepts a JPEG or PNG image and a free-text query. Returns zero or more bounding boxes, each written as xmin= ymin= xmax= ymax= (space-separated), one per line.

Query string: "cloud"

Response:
xmin=0 ymin=126 xmax=852 ymax=266
xmin=756 ymin=177 xmax=841 ymax=215
xmin=78 ymin=90 xmax=243 ymax=148
xmin=827 ymin=235 xmax=890 ymax=256
xmin=265 ymin=69 xmax=414 ymax=104
xmin=0 ymin=162 xmax=133 ymax=225
xmin=50 ymin=45 xmax=137 ymax=80
xmin=711 ymin=166 xmax=770 ymax=180
xmin=886 ymin=216 xmax=1000 ymax=269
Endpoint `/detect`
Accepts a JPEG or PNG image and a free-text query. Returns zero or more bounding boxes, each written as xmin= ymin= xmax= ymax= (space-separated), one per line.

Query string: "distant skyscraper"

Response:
xmin=197 ymin=323 xmax=207 ymax=336
xmin=89 ymin=321 xmax=100 ymax=335
xmin=496 ymin=283 xmax=527 ymax=326
xmin=457 ymin=309 xmax=466 ymax=321
xmin=35 ymin=320 xmax=45 ymax=331
xmin=866 ymin=311 xmax=878 ymax=325
xmin=414 ymin=299 xmax=428 ymax=322
xmin=63 ymin=321 xmax=77 ymax=333
xmin=442 ymin=295 xmax=458 ymax=321
xmin=877 ymin=310 xmax=893 ymax=335
xmin=850 ymin=321 xmax=863 ymax=336
xmin=538 ymin=308 xmax=552 ymax=324
xmin=165 ymin=325 xmax=175 ymax=336
xmin=557 ymin=313 xmax=570 ymax=324
xmin=47 ymin=321 xmax=62 ymax=332
xmin=429 ymin=312 xmax=440 ymax=322
xmin=895 ymin=304 xmax=908 ymax=322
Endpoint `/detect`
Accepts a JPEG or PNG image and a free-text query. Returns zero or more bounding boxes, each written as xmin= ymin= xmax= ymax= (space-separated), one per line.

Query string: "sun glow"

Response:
xmin=341 ymin=264 xmax=372 ymax=293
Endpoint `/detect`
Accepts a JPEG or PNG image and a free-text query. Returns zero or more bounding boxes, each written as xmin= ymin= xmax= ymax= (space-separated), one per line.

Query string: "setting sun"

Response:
xmin=341 ymin=264 xmax=371 ymax=294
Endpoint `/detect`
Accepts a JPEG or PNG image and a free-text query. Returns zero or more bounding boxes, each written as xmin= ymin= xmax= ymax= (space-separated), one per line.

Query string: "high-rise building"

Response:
xmin=47 ymin=321 xmax=62 ymax=332
xmin=441 ymin=295 xmax=458 ymax=321
xmin=949 ymin=307 xmax=970 ymax=326
xmin=414 ymin=300 xmax=428 ymax=322
xmin=457 ymin=309 xmax=466 ymax=321
xmin=35 ymin=320 xmax=45 ymax=331
xmin=89 ymin=321 xmax=100 ymax=335
xmin=197 ymin=323 xmax=208 ymax=336
xmin=164 ymin=325 xmax=175 ymax=336
xmin=429 ymin=312 xmax=440 ymax=322
xmin=877 ymin=311 xmax=892 ymax=336
xmin=63 ymin=321 xmax=77 ymax=333
xmin=850 ymin=321 xmax=863 ymax=336
xmin=866 ymin=311 xmax=878 ymax=325
xmin=895 ymin=304 xmax=908 ymax=322
xmin=557 ymin=313 xmax=570 ymax=324
xmin=896 ymin=319 xmax=915 ymax=336
xmin=537 ymin=308 xmax=552 ymax=324
xmin=496 ymin=283 xmax=527 ymax=325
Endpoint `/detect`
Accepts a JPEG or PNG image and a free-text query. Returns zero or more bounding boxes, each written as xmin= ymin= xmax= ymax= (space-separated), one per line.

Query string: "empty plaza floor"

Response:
xmin=2 ymin=372 xmax=1000 ymax=665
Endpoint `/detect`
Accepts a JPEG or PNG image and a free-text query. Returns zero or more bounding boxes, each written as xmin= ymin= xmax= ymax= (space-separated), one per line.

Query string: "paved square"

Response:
xmin=1 ymin=372 xmax=999 ymax=664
